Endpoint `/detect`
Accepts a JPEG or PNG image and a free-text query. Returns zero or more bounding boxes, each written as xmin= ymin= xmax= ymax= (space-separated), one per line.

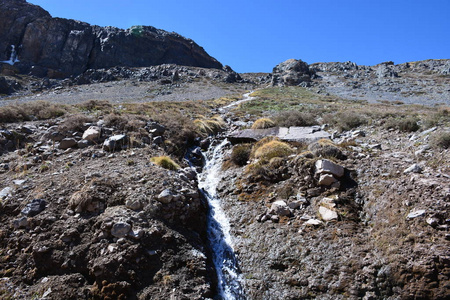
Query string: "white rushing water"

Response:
xmin=198 ymin=139 xmax=246 ymax=300
xmin=1 ymin=45 xmax=20 ymax=65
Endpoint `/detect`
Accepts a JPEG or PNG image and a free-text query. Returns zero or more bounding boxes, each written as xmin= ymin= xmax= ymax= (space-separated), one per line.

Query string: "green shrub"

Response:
xmin=430 ymin=131 xmax=450 ymax=149
xmin=251 ymin=118 xmax=276 ymax=129
xmin=274 ymin=110 xmax=317 ymax=127
xmin=230 ymin=144 xmax=252 ymax=166
xmin=150 ymin=156 xmax=180 ymax=170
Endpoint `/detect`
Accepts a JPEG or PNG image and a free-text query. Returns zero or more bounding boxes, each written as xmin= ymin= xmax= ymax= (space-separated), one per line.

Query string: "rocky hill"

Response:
xmin=0 ymin=0 xmax=222 ymax=78
xmin=0 ymin=2 xmax=449 ymax=299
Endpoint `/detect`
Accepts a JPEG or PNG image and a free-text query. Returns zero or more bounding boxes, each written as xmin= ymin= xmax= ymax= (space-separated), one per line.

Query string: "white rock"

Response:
xmin=270 ymin=200 xmax=292 ymax=216
xmin=304 ymin=219 xmax=323 ymax=226
xmin=319 ymin=206 xmax=338 ymax=221
xmin=0 ymin=187 xmax=13 ymax=199
xmin=318 ymin=174 xmax=338 ymax=186
xmin=315 ymin=159 xmax=344 ymax=178
xmin=82 ymin=126 xmax=101 ymax=141
xmin=407 ymin=209 xmax=426 ymax=219
xmin=403 ymin=164 xmax=423 ymax=174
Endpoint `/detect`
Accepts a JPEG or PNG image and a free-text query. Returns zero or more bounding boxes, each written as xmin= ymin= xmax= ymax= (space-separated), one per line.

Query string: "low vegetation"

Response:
xmin=230 ymin=144 xmax=252 ymax=166
xmin=251 ymin=118 xmax=275 ymax=129
xmin=150 ymin=156 xmax=180 ymax=170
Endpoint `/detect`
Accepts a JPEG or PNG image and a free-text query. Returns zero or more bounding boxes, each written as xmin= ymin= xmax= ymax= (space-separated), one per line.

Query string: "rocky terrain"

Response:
xmin=0 ymin=1 xmax=449 ymax=300
xmin=0 ymin=0 xmax=222 ymax=78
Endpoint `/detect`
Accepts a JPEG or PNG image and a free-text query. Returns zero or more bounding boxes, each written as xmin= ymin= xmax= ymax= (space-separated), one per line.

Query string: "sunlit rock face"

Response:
xmin=0 ymin=0 xmax=222 ymax=77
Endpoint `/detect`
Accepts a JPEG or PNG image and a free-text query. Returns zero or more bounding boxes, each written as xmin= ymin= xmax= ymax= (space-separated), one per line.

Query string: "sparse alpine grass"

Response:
xmin=274 ymin=110 xmax=318 ymax=127
xmin=251 ymin=118 xmax=276 ymax=129
xmin=150 ymin=156 xmax=180 ymax=170
xmin=194 ymin=115 xmax=226 ymax=136
xmin=230 ymin=144 xmax=252 ymax=166
xmin=253 ymin=139 xmax=294 ymax=161
xmin=430 ymin=131 xmax=450 ymax=149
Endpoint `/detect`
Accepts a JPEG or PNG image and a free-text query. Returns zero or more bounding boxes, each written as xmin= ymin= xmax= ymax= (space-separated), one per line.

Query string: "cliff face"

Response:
xmin=0 ymin=0 xmax=222 ymax=77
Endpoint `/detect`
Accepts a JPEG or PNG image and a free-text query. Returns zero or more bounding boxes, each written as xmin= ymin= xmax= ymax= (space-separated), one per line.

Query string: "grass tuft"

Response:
xmin=251 ymin=118 xmax=276 ymax=129
xmin=150 ymin=156 xmax=180 ymax=170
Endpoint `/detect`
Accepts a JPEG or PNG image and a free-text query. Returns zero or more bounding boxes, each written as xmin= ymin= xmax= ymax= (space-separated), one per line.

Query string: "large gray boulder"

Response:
xmin=272 ymin=59 xmax=314 ymax=86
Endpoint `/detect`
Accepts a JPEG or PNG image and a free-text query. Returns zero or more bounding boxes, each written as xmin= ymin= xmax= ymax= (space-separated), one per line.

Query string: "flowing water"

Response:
xmin=198 ymin=139 xmax=246 ymax=300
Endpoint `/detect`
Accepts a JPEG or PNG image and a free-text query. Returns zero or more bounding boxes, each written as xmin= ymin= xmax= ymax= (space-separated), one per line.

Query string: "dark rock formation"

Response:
xmin=0 ymin=0 xmax=222 ymax=78
xmin=272 ymin=58 xmax=315 ymax=86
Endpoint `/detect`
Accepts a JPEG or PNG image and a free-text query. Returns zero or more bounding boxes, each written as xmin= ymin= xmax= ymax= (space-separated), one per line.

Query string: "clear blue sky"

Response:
xmin=27 ymin=0 xmax=450 ymax=73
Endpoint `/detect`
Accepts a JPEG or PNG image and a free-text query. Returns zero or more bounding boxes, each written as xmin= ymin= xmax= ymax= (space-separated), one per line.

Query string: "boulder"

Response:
xmin=272 ymin=59 xmax=314 ymax=86
xmin=318 ymin=174 xmax=338 ymax=186
xmin=319 ymin=206 xmax=338 ymax=221
xmin=315 ymin=159 xmax=345 ymax=178
xmin=59 ymin=138 xmax=77 ymax=150
xmin=103 ymin=134 xmax=128 ymax=152
xmin=157 ymin=189 xmax=177 ymax=204
xmin=82 ymin=126 xmax=101 ymax=141
xmin=146 ymin=122 xmax=166 ymax=136
xmin=21 ymin=199 xmax=46 ymax=217
xmin=270 ymin=200 xmax=292 ymax=217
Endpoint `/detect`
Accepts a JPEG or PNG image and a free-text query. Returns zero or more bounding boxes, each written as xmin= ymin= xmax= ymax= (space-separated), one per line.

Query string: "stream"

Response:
xmin=198 ymin=139 xmax=245 ymax=300
xmin=195 ymin=92 xmax=254 ymax=299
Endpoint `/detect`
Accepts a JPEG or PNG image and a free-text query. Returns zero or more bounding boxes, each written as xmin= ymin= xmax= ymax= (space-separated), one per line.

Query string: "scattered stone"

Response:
xmin=403 ymin=164 xmax=423 ymax=174
xmin=315 ymin=159 xmax=345 ymax=178
xmin=103 ymin=134 xmax=129 ymax=152
xmin=58 ymin=138 xmax=77 ymax=150
xmin=319 ymin=206 xmax=338 ymax=221
xmin=318 ymin=174 xmax=338 ymax=186
xmin=147 ymin=122 xmax=166 ymax=136
xmin=125 ymin=199 xmax=143 ymax=211
xmin=407 ymin=209 xmax=426 ymax=219
xmin=304 ymin=219 xmax=323 ymax=226
xmin=0 ymin=186 xmax=13 ymax=199
xmin=13 ymin=217 xmax=28 ymax=229
xmin=82 ymin=126 xmax=101 ymax=141
xmin=157 ymin=189 xmax=177 ymax=204
xmin=111 ymin=222 xmax=131 ymax=238
xmin=152 ymin=136 xmax=164 ymax=145
xmin=270 ymin=200 xmax=292 ymax=217
xmin=77 ymin=139 xmax=90 ymax=149
xmin=128 ymin=228 xmax=144 ymax=240
xmin=21 ymin=199 xmax=47 ymax=217
xmin=426 ymin=217 xmax=439 ymax=227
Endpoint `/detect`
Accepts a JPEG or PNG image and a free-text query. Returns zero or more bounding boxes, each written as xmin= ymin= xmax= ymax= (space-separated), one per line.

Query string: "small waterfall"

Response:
xmin=2 ymin=45 xmax=20 ymax=65
xmin=198 ymin=139 xmax=246 ymax=300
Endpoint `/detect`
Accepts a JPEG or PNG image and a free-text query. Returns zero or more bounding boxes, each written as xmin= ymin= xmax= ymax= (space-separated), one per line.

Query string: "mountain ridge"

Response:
xmin=0 ymin=0 xmax=223 ymax=78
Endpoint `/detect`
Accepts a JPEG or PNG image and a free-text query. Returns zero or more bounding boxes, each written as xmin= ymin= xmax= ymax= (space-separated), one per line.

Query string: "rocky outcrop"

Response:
xmin=0 ymin=0 xmax=222 ymax=78
xmin=272 ymin=59 xmax=315 ymax=86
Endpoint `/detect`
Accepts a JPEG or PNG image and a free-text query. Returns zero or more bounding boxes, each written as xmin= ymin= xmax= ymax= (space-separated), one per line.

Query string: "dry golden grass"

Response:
xmin=150 ymin=156 xmax=180 ymax=171
xmin=254 ymin=140 xmax=294 ymax=161
xmin=251 ymin=118 xmax=276 ymax=129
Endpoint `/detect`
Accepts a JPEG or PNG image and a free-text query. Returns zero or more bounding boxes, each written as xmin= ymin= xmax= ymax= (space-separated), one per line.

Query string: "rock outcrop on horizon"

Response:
xmin=0 ymin=0 xmax=222 ymax=78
